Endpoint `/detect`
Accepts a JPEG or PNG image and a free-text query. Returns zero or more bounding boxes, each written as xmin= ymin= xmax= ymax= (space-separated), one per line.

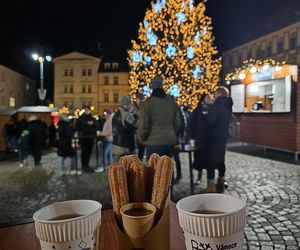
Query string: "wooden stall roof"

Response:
xmin=0 ymin=109 xmax=17 ymax=116
xmin=17 ymin=106 xmax=59 ymax=113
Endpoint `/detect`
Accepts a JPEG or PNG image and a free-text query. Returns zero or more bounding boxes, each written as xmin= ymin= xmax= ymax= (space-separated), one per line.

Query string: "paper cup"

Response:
xmin=189 ymin=139 xmax=196 ymax=148
xmin=120 ymin=202 xmax=156 ymax=239
xmin=177 ymin=194 xmax=246 ymax=250
xmin=33 ymin=200 xmax=102 ymax=250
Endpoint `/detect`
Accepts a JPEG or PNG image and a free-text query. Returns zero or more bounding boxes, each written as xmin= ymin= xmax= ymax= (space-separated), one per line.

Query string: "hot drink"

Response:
xmin=48 ymin=214 xmax=83 ymax=221
xmin=192 ymin=210 xmax=224 ymax=214
xmin=124 ymin=208 xmax=153 ymax=217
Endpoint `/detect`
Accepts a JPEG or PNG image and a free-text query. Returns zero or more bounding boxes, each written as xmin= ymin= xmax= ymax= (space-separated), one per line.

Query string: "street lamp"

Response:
xmin=32 ymin=53 xmax=52 ymax=104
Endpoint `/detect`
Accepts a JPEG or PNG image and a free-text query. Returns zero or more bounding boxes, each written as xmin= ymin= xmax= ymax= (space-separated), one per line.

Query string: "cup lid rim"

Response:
xmin=120 ymin=202 xmax=156 ymax=219
xmin=33 ymin=199 xmax=102 ymax=224
xmin=176 ymin=194 xmax=246 ymax=218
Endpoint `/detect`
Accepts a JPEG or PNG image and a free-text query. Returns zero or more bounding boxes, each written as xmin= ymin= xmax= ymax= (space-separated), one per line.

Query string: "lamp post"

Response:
xmin=32 ymin=53 xmax=52 ymax=105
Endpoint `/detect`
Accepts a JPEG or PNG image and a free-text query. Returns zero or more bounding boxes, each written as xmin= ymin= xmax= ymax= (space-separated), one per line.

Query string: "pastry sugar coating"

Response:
xmin=128 ymin=161 xmax=147 ymax=202
xmin=108 ymin=163 xmax=129 ymax=224
xmin=151 ymin=156 xmax=173 ymax=213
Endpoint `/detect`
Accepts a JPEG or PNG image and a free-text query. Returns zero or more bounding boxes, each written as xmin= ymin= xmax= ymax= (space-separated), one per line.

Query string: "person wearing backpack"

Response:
xmin=112 ymin=96 xmax=138 ymax=161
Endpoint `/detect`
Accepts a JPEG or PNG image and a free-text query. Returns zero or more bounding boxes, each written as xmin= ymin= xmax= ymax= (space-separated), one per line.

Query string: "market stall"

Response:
xmin=226 ymin=59 xmax=299 ymax=160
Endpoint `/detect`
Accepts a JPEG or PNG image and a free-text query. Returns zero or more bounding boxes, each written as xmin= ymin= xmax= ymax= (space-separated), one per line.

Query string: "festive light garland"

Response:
xmin=225 ymin=58 xmax=287 ymax=83
xmin=128 ymin=0 xmax=222 ymax=109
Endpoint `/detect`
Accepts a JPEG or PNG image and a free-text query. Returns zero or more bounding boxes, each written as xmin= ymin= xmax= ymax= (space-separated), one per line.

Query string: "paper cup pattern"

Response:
xmin=177 ymin=194 xmax=246 ymax=250
xmin=33 ymin=200 xmax=102 ymax=250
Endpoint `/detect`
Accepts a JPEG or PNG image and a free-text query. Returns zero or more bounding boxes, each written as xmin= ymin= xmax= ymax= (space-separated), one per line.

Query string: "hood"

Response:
xmin=216 ymin=97 xmax=233 ymax=110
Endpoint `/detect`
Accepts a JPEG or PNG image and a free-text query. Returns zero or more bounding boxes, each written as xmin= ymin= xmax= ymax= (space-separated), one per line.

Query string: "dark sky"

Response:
xmin=0 ymin=0 xmax=299 ymax=99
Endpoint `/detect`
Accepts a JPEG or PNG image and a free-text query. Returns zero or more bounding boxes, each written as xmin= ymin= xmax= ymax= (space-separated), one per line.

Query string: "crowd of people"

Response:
xmin=2 ymin=76 xmax=233 ymax=193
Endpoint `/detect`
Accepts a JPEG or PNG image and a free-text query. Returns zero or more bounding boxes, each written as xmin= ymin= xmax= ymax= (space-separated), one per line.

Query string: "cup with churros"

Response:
xmin=108 ymin=154 xmax=173 ymax=250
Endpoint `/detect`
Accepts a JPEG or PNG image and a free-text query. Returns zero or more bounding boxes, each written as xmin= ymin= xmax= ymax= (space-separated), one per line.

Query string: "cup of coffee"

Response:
xmin=120 ymin=202 xmax=156 ymax=239
xmin=177 ymin=194 xmax=246 ymax=250
xmin=33 ymin=200 xmax=102 ymax=250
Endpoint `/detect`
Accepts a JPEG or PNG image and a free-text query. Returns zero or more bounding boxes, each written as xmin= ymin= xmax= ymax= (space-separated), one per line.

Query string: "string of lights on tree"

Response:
xmin=225 ymin=58 xmax=286 ymax=84
xmin=128 ymin=0 xmax=222 ymax=108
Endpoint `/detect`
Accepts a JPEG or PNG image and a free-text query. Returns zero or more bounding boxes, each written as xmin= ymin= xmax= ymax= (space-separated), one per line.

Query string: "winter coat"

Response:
xmin=57 ymin=120 xmax=75 ymax=157
xmin=139 ymin=89 xmax=181 ymax=146
xmin=112 ymin=107 xmax=137 ymax=150
xmin=187 ymin=101 xmax=210 ymax=148
xmin=207 ymin=97 xmax=233 ymax=164
xmin=75 ymin=113 xmax=99 ymax=137
xmin=28 ymin=119 xmax=46 ymax=148
xmin=101 ymin=114 xmax=113 ymax=142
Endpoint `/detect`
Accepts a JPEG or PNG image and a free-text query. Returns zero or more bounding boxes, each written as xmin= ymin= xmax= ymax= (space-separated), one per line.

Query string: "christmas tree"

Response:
xmin=128 ymin=0 xmax=222 ymax=108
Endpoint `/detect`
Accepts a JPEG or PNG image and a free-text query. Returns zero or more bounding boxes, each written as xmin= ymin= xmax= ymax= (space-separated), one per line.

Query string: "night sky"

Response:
xmin=1 ymin=0 xmax=299 ymax=99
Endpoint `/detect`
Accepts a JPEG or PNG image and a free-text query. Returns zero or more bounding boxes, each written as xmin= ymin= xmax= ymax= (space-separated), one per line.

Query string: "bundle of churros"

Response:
xmin=108 ymin=154 xmax=174 ymax=226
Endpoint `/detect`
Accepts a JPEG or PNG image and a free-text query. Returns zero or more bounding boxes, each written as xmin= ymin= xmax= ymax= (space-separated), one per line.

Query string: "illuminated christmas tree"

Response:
xmin=128 ymin=0 xmax=222 ymax=108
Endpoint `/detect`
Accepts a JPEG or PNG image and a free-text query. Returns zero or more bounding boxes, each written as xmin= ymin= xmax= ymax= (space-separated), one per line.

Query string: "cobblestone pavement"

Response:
xmin=0 ymin=151 xmax=300 ymax=249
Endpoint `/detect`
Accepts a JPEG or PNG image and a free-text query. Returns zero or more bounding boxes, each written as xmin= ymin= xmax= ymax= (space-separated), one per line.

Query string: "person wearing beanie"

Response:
xmin=139 ymin=76 xmax=181 ymax=159
xmin=112 ymin=96 xmax=138 ymax=161
xmin=95 ymin=109 xmax=114 ymax=172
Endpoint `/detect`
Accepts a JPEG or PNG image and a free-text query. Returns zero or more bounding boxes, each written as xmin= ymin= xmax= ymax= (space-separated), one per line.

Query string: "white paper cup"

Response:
xmin=177 ymin=194 xmax=246 ymax=250
xmin=33 ymin=200 xmax=102 ymax=250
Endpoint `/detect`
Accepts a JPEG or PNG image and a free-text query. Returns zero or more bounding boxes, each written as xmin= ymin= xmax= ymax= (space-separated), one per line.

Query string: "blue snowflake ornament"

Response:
xmin=195 ymin=32 xmax=200 ymax=45
xmin=166 ymin=43 xmax=177 ymax=57
xmin=176 ymin=12 xmax=186 ymax=24
xmin=143 ymin=85 xmax=151 ymax=97
xmin=187 ymin=47 xmax=194 ymax=59
xmin=132 ymin=51 xmax=143 ymax=63
xmin=189 ymin=0 xmax=194 ymax=10
xmin=146 ymin=29 xmax=157 ymax=46
xmin=144 ymin=56 xmax=151 ymax=65
xmin=154 ymin=0 xmax=167 ymax=13
xmin=143 ymin=19 xmax=149 ymax=27
xmin=169 ymin=85 xmax=180 ymax=97
xmin=193 ymin=65 xmax=204 ymax=79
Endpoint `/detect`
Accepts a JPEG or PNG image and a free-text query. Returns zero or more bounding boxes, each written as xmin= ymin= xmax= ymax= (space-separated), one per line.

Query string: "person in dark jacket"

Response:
xmin=28 ymin=115 xmax=46 ymax=166
xmin=16 ymin=117 xmax=30 ymax=167
xmin=75 ymin=106 xmax=99 ymax=173
xmin=206 ymin=87 xmax=233 ymax=193
xmin=112 ymin=96 xmax=138 ymax=161
xmin=139 ymin=76 xmax=181 ymax=159
xmin=57 ymin=115 xmax=76 ymax=175
xmin=3 ymin=118 xmax=17 ymax=153
xmin=187 ymin=94 xmax=212 ymax=184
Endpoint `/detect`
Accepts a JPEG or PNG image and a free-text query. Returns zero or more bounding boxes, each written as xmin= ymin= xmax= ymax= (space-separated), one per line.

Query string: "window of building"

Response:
xmin=9 ymin=97 xmax=15 ymax=107
xmin=64 ymin=69 xmax=68 ymax=77
xmin=64 ymin=85 xmax=68 ymax=93
xmin=104 ymin=63 xmax=110 ymax=70
xmin=247 ymin=50 xmax=252 ymax=59
xmin=69 ymin=69 xmax=74 ymax=77
xmin=82 ymin=68 xmax=87 ymax=76
xmin=1 ymin=72 xmax=5 ymax=82
xmin=256 ymin=49 xmax=265 ymax=59
xmin=104 ymin=76 xmax=109 ymax=85
xmin=88 ymin=69 xmax=92 ymax=76
xmin=290 ymin=32 xmax=297 ymax=50
xmin=82 ymin=85 xmax=86 ymax=93
xmin=88 ymin=85 xmax=92 ymax=93
xmin=69 ymin=85 xmax=74 ymax=93
xmin=113 ymin=93 xmax=119 ymax=103
xmin=1 ymin=96 xmax=6 ymax=105
xmin=64 ymin=101 xmax=68 ymax=107
xmin=104 ymin=93 xmax=109 ymax=103
xmin=267 ymin=44 xmax=272 ymax=57
xmin=114 ymin=76 xmax=119 ymax=85
xmin=69 ymin=102 xmax=74 ymax=110
xmin=277 ymin=38 xmax=284 ymax=53
xmin=112 ymin=63 xmax=119 ymax=69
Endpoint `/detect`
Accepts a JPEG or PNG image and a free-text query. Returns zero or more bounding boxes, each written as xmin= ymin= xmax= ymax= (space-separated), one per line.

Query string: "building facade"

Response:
xmin=98 ymin=62 xmax=129 ymax=115
xmin=53 ymin=52 xmax=130 ymax=115
xmin=53 ymin=52 xmax=101 ymax=113
xmin=222 ymin=21 xmax=300 ymax=81
xmin=0 ymin=65 xmax=36 ymax=109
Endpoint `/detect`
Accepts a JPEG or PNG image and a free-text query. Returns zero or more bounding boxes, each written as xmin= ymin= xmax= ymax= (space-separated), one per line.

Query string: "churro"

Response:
xmin=146 ymin=153 xmax=159 ymax=202
xmin=108 ymin=163 xmax=129 ymax=224
xmin=128 ymin=161 xmax=147 ymax=202
xmin=151 ymin=156 xmax=173 ymax=214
